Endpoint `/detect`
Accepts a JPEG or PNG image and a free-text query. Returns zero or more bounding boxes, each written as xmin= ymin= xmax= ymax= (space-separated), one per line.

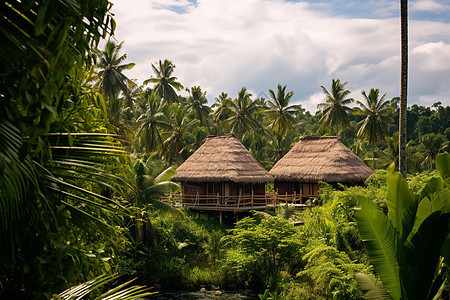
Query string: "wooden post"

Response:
xmin=294 ymin=190 xmax=296 ymax=204
xmin=238 ymin=190 xmax=241 ymax=208
xmin=196 ymin=191 xmax=199 ymax=207
xmin=217 ymin=193 xmax=219 ymax=207
xmin=219 ymin=211 xmax=223 ymax=224
xmin=251 ymin=190 xmax=254 ymax=207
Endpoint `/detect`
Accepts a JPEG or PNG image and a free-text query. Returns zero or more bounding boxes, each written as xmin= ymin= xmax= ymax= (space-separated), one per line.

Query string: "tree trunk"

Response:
xmin=372 ymin=144 xmax=376 ymax=170
xmin=399 ymin=0 xmax=408 ymax=178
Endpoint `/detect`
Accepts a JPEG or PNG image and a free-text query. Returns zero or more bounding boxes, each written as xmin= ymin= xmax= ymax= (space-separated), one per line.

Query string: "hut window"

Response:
xmin=245 ymin=184 xmax=252 ymax=194
xmin=214 ymin=183 xmax=222 ymax=195
xmin=207 ymin=183 xmax=214 ymax=194
xmin=207 ymin=183 xmax=222 ymax=195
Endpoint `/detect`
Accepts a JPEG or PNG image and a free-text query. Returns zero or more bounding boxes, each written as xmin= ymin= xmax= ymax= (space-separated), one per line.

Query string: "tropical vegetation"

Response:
xmin=1 ymin=0 xmax=449 ymax=299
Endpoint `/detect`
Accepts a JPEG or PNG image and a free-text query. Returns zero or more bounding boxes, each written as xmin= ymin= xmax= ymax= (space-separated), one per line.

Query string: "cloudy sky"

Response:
xmin=108 ymin=0 xmax=450 ymax=113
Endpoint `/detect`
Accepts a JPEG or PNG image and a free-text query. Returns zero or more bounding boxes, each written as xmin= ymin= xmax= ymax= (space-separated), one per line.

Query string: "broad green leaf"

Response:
xmin=355 ymin=273 xmax=391 ymax=300
xmin=386 ymin=162 xmax=396 ymax=174
xmin=436 ymin=153 xmax=449 ymax=182
xmin=410 ymin=197 xmax=432 ymax=239
xmin=355 ymin=196 xmax=401 ymax=300
xmin=433 ymin=189 xmax=450 ymax=213
xmin=409 ymin=189 xmax=449 ymax=240
xmin=386 ymin=171 xmax=413 ymax=235
xmin=401 ymin=198 xmax=419 ymax=243
xmin=441 ymin=234 xmax=450 ymax=264
xmin=402 ymin=212 xmax=449 ymax=300
xmin=418 ymin=177 xmax=443 ymax=202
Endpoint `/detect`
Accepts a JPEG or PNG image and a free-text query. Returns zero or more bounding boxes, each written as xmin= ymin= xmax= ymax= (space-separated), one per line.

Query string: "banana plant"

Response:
xmin=355 ymin=153 xmax=450 ymax=300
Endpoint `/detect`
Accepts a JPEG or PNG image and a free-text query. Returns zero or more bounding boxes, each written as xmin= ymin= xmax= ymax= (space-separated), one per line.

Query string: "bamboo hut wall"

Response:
xmin=275 ymin=181 xmax=320 ymax=198
xmin=253 ymin=183 xmax=265 ymax=195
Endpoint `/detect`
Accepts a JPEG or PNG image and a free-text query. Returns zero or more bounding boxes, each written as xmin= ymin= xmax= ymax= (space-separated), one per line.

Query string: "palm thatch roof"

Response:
xmin=269 ymin=136 xmax=373 ymax=183
xmin=171 ymin=134 xmax=273 ymax=184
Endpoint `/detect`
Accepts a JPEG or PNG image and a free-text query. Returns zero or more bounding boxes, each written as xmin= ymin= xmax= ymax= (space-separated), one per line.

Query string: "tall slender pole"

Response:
xmin=399 ymin=0 xmax=408 ymax=178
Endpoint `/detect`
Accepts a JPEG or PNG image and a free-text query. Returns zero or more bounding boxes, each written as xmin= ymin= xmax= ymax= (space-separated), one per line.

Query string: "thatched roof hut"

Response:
xmin=270 ymin=136 xmax=373 ymax=184
xmin=172 ymin=134 xmax=273 ymax=184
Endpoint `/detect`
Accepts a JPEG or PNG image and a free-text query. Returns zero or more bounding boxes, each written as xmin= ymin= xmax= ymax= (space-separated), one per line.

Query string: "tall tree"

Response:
xmin=144 ymin=59 xmax=183 ymax=104
xmin=163 ymin=103 xmax=198 ymax=164
xmin=223 ymin=87 xmax=261 ymax=139
xmin=95 ymin=40 xmax=135 ymax=125
xmin=136 ymin=93 xmax=170 ymax=153
xmin=356 ymin=88 xmax=393 ymax=169
xmin=399 ymin=0 xmax=408 ymax=177
xmin=0 ymin=1 xmax=137 ymax=295
xmin=266 ymin=84 xmax=299 ymax=135
xmin=317 ymin=79 xmax=354 ymax=134
xmin=185 ymin=86 xmax=212 ymax=128
xmin=212 ymin=92 xmax=232 ymax=126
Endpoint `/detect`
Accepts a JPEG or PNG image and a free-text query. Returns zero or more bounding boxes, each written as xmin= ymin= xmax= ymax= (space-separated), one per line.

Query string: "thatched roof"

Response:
xmin=269 ymin=136 xmax=373 ymax=183
xmin=171 ymin=134 xmax=273 ymax=184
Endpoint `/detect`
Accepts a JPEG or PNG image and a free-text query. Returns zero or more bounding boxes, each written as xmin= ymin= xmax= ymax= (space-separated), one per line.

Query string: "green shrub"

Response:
xmin=297 ymin=246 xmax=365 ymax=300
xmin=184 ymin=266 xmax=215 ymax=286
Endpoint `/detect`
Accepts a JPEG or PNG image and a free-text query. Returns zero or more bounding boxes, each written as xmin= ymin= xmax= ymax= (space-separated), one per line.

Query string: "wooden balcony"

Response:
xmin=162 ymin=191 xmax=318 ymax=212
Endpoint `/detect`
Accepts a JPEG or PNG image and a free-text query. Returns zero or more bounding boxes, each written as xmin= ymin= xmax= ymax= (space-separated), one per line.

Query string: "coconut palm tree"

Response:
xmin=212 ymin=92 xmax=232 ymax=127
xmin=416 ymin=133 xmax=448 ymax=170
xmin=163 ymin=103 xmax=198 ymax=164
xmin=266 ymin=84 xmax=299 ymax=135
xmin=383 ymin=132 xmax=400 ymax=168
xmin=399 ymin=0 xmax=408 ymax=178
xmin=356 ymin=88 xmax=393 ymax=169
xmin=95 ymin=40 xmax=135 ymax=125
xmin=267 ymin=131 xmax=292 ymax=164
xmin=144 ymin=59 xmax=183 ymax=104
xmin=185 ymin=86 xmax=212 ymax=128
xmin=136 ymin=93 xmax=170 ymax=153
xmin=223 ymin=87 xmax=261 ymax=139
xmin=317 ymin=79 xmax=354 ymax=134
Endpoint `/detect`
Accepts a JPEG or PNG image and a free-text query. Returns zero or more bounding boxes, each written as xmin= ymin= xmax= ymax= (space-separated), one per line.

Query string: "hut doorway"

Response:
xmin=293 ymin=182 xmax=300 ymax=194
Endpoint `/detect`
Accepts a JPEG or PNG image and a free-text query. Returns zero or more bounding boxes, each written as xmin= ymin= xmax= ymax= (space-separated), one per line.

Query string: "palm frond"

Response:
xmin=53 ymin=273 xmax=156 ymax=300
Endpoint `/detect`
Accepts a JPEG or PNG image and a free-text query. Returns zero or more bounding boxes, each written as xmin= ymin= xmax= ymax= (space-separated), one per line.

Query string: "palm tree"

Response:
xmin=223 ymin=87 xmax=261 ymax=139
xmin=384 ymin=132 xmax=400 ymax=168
xmin=95 ymin=40 xmax=135 ymax=124
xmin=136 ymin=93 xmax=170 ymax=153
xmin=163 ymin=103 xmax=198 ymax=164
xmin=416 ymin=133 xmax=448 ymax=170
xmin=212 ymin=92 xmax=232 ymax=126
xmin=202 ymin=231 xmax=229 ymax=266
xmin=267 ymin=131 xmax=292 ymax=164
xmin=356 ymin=88 xmax=393 ymax=169
xmin=144 ymin=59 xmax=183 ymax=104
xmin=399 ymin=0 xmax=408 ymax=178
xmin=266 ymin=84 xmax=299 ymax=135
xmin=185 ymin=86 xmax=212 ymax=128
xmin=317 ymin=79 xmax=354 ymax=134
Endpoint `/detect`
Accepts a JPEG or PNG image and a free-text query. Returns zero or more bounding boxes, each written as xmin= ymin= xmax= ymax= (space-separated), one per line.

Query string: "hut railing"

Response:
xmin=161 ymin=192 xmax=318 ymax=208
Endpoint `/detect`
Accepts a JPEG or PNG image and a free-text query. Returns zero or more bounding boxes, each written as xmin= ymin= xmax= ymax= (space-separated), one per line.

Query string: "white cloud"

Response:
xmin=296 ymin=92 xmax=324 ymax=114
xmin=109 ymin=0 xmax=450 ymax=112
xmin=412 ymin=41 xmax=450 ymax=71
xmin=410 ymin=0 xmax=450 ymax=12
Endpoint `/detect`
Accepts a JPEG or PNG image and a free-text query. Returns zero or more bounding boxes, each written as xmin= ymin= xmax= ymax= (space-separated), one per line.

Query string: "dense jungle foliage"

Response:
xmin=0 ymin=0 xmax=449 ymax=299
